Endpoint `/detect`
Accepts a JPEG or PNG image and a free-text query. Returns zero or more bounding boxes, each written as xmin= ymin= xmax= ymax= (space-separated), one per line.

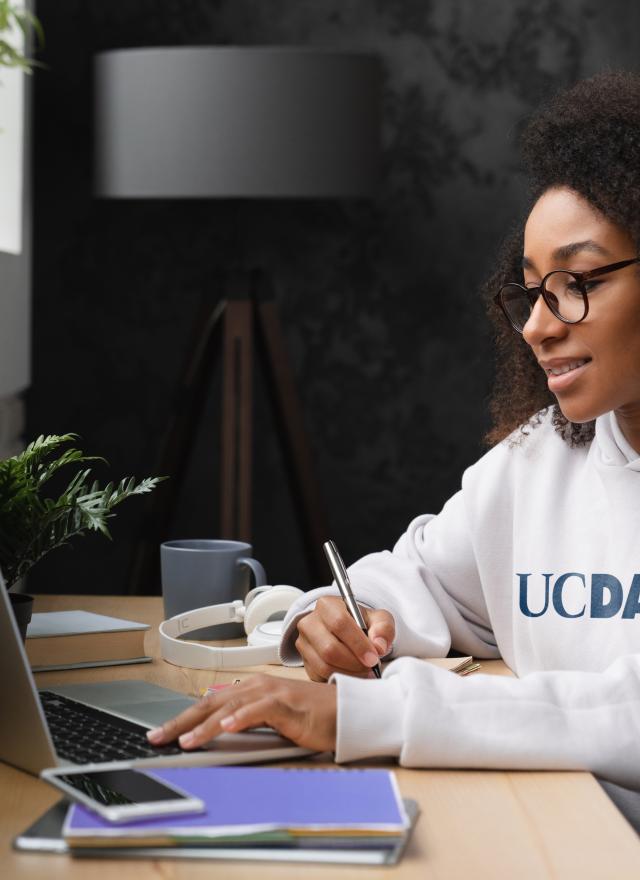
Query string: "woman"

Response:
xmin=148 ymin=71 xmax=640 ymax=789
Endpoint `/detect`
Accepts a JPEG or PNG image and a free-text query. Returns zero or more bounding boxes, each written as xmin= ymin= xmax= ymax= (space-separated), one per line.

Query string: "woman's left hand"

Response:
xmin=146 ymin=674 xmax=337 ymax=753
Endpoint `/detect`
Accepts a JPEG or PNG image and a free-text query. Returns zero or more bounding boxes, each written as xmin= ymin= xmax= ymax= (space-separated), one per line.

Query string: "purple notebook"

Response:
xmin=64 ymin=767 xmax=408 ymax=838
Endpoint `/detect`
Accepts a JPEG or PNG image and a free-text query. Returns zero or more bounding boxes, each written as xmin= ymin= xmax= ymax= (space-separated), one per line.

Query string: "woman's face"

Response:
xmin=522 ymin=186 xmax=640 ymax=443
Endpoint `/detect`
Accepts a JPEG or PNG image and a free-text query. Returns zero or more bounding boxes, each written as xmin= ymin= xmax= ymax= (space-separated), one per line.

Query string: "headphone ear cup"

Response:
xmin=243 ymin=586 xmax=304 ymax=636
xmin=244 ymin=585 xmax=272 ymax=608
xmin=246 ymin=620 xmax=283 ymax=650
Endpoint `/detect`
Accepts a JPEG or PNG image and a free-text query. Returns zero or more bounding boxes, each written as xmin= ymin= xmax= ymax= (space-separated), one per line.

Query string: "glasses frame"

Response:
xmin=493 ymin=257 xmax=640 ymax=334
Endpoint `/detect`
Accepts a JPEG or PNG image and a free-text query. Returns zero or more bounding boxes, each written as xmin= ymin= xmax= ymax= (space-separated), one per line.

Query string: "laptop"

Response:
xmin=0 ymin=574 xmax=312 ymax=775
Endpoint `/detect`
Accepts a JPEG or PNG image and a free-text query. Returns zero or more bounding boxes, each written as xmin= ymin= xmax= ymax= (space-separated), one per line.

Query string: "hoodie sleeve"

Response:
xmin=279 ymin=487 xmax=500 ymax=665
xmin=331 ymin=653 xmax=640 ymax=790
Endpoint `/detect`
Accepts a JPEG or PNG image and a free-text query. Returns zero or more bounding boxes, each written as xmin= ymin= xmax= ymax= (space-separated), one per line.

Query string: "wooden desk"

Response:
xmin=2 ymin=595 xmax=640 ymax=879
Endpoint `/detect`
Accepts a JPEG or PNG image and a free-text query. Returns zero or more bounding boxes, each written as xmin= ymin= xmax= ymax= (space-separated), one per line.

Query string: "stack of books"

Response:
xmin=62 ymin=766 xmax=418 ymax=866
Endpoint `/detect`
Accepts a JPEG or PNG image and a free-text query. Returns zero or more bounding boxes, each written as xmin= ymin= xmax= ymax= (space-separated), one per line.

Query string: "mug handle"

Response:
xmin=237 ymin=556 xmax=267 ymax=589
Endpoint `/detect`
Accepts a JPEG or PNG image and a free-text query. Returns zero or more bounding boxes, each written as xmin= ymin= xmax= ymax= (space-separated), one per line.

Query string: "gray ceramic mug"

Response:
xmin=160 ymin=539 xmax=267 ymax=639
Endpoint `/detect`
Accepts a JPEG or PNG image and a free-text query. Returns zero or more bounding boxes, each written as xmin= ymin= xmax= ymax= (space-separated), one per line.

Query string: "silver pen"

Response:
xmin=323 ymin=539 xmax=382 ymax=679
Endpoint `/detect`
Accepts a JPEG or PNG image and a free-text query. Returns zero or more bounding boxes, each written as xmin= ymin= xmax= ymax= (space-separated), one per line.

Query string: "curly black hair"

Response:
xmin=484 ymin=70 xmax=640 ymax=447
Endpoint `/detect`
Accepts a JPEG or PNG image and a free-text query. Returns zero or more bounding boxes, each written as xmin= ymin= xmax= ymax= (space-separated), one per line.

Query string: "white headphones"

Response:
xmin=159 ymin=585 xmax=303 ymax=670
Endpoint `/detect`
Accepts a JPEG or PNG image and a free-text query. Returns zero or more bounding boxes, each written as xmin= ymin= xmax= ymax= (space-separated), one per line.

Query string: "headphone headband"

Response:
xmin=158 ymin=587 xmax=303 ymax=670
xmin=160 ymin=601 xmax=244 ymax=640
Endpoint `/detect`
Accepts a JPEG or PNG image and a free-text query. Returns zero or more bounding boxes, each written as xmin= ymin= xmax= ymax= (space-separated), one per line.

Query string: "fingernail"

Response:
xmin=147 ymin=727 xmax=163 ymax=743
xmin=220 ymin=715 xmax=235 ymax=730
xmin=179 ymin=732 xmax=195 ymax=747
xmin=373 ymin=638 xmax=388 ymax=656
xmin=363 ymin=651 xmax=379 ymax=667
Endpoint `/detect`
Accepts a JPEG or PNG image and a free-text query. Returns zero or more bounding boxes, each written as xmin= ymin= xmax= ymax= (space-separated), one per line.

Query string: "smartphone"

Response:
xmin=40 ymin=762 xmax=205 ymax=823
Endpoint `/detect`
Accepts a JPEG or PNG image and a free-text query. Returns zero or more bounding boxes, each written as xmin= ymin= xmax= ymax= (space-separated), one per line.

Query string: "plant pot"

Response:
xmin=9 ymin=592 xmax=34 ymax=642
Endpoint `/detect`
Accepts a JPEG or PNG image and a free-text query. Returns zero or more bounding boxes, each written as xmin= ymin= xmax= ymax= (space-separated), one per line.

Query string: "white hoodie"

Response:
xmin=279 ymin=408 xmax=640 ymax=788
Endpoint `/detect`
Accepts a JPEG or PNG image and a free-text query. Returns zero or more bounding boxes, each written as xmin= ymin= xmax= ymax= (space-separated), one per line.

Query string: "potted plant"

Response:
xmin=0 ymin=434 xmax=164 ymax=638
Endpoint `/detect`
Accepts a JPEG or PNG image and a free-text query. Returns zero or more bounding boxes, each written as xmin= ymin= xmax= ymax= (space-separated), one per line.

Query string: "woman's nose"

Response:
xmin=522 ymin=294 xmax=568 ymax=347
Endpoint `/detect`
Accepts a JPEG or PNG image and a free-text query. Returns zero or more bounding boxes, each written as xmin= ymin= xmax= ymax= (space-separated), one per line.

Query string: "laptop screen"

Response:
xmin=0 ymin=573 xmax=58 ymax=774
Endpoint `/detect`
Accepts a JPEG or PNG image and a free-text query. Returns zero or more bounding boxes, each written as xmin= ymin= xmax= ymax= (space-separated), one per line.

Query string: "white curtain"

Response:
xmin=0 ymin=17 xmax=31 ymax=410
xmin=0 ymin=39 xmax=24 ymax=255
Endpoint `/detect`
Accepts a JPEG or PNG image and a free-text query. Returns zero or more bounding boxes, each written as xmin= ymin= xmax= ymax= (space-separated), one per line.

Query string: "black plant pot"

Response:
xmin=9 ymin=592 xmax=34 ymax=642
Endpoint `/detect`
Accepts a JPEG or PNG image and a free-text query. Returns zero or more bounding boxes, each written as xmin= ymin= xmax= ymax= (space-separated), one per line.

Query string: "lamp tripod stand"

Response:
xmin=128 ymin=270 xmax=329 ymax=595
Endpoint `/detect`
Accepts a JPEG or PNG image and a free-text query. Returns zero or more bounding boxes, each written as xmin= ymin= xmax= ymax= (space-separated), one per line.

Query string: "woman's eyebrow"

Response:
xmin=551 ymin=240 xmax=610 ymax=261
xmin=522 ymin=240 xmax=610 ymax=272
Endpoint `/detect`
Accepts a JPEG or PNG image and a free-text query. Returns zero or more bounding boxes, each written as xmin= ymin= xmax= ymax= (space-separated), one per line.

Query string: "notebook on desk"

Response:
xmin=0 ymin=573 xmax=313 ymax=777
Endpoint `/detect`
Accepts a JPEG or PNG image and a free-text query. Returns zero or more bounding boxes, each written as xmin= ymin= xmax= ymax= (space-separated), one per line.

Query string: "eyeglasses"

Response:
xmin=493 ymin=257 xmax=640 ymax=334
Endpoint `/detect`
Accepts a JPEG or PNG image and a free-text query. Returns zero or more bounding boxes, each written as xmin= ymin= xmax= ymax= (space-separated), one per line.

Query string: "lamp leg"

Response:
xmin=220 ymin=297 xmax=253 ymax=542
xmin=127 ymin=298 xmax=226 ymax=595
xmin=254 ymin=274 xmax=329 ymax=582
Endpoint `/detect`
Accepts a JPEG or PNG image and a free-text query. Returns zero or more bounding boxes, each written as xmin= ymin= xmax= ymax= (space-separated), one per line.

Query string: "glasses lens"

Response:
xmin=499 ymin=284 xmax=533 ymax=331
xmin=543 ymin=271 xmax=586 ymax=322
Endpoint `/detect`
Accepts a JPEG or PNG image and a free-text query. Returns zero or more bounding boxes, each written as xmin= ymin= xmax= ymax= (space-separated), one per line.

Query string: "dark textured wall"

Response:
xmin=26 ymin=0 xmax=640 ymax=594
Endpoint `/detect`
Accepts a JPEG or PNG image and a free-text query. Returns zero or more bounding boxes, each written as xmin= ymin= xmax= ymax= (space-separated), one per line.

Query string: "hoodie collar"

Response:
xmin=595 ymin=411 xmax=640 ymax=470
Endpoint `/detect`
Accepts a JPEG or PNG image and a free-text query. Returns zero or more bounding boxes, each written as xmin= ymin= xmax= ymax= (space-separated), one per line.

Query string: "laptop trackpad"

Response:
xmin=44 ymin=680 xmax=197 ymax=727
xmin=113 ymin=699 xmax=196 ymax=727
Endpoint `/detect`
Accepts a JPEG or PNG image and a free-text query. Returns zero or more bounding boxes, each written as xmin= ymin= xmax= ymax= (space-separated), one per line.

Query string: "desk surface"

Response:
xmin=2 ymin=594 xmax=640 ymax=880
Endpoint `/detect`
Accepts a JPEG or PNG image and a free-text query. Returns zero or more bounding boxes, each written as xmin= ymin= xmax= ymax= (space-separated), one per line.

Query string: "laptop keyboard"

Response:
xmin=39 ymin=691 xmax=187 ymax=764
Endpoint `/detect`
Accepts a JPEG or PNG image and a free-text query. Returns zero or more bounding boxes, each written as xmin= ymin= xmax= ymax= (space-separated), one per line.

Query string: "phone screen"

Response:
xmin=56 ymin=769 xmax=188 ymax=807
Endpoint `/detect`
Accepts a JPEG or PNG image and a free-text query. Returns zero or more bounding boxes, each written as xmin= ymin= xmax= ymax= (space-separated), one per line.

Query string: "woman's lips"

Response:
xmin=546 ymin=359 xmax=591 ymax=392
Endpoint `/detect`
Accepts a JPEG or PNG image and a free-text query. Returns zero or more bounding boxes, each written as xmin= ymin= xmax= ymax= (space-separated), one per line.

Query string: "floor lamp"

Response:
xmin=94 ymin=47 xmax=381 ymax=594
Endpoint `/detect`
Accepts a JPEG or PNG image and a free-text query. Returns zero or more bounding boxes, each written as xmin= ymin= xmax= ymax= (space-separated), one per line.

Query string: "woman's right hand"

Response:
xmin=294 ymin=596 xmax=396 ymax=682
